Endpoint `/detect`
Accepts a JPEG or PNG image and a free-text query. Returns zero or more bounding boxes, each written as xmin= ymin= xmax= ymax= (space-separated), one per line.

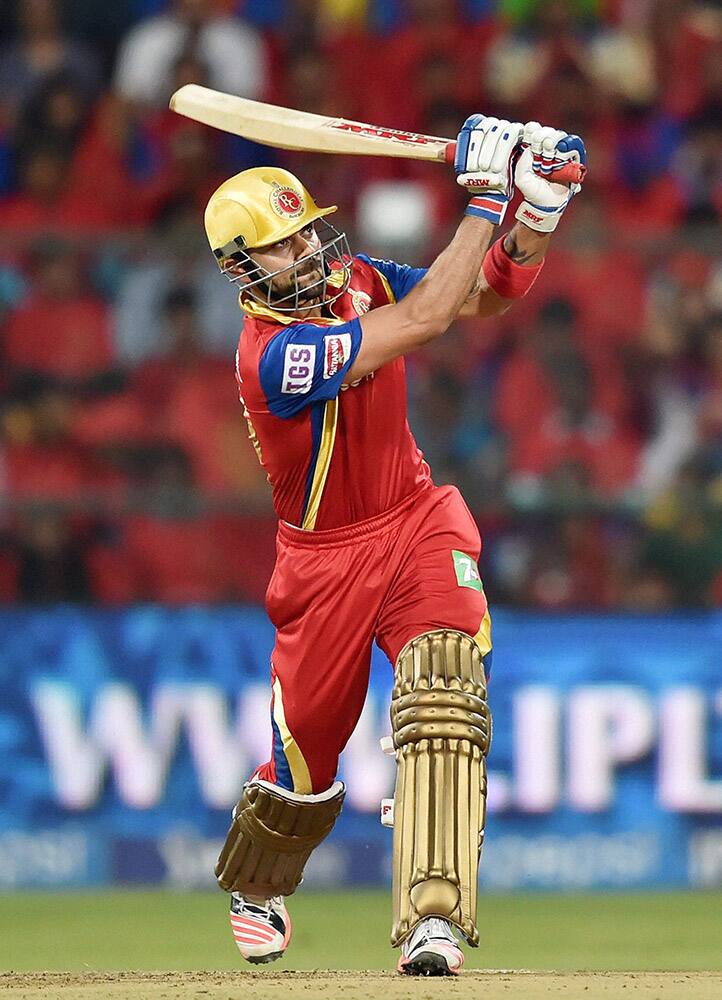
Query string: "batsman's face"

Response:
xmin=220 ymin=219 xmax=353 ymax=316
xmin=251 ymin=224 xmax=324 ymax=300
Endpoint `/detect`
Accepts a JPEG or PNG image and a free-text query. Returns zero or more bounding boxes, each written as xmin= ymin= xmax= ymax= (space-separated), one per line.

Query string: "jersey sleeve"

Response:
xmin=259 ymin=319 xmax=362 ymax=419
xmin=357 ymin=254 xmax=427 ymax=302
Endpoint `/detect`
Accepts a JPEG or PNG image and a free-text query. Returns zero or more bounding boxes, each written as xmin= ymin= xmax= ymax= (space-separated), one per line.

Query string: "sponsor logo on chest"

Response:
xmin=323 ymin=333 xmax=352 ymax=379
xmin=282 ymin=343 xmax=316 ymax=394
xmin=340 ymin=372 xmax=374 ymax=391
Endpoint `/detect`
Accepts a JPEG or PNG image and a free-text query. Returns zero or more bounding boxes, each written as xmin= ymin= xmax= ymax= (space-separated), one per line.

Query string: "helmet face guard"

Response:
xmin=220 ymin=218 xmax=353 ymax=314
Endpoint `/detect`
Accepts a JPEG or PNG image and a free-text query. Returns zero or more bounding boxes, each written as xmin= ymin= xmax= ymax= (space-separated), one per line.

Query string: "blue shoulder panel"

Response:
xmin=357 ymin=254 xmax=427 ymax=302
xmin=259 ymin=319 xmax=362 ymax=419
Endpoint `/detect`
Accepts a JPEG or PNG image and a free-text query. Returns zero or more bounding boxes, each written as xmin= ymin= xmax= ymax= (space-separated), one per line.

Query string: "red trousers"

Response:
xmin=255 ymin=483 xmax=491 ymax=794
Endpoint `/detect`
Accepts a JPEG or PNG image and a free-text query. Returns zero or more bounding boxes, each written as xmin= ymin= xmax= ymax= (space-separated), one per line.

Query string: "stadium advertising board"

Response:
xmin=0 ymin=608 xmax=721 ymax=891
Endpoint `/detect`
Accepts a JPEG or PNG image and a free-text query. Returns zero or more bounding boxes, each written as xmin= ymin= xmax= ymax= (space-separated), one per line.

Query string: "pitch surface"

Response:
xmin=2 ymin=971 xmax=722 ymax=999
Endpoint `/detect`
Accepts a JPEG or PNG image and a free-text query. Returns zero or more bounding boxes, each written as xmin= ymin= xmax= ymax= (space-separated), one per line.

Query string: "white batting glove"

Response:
xmin=514 ymin=122 xmax=587 ymax=232
xmin=455 ymin=114 xmax=524 ymax=226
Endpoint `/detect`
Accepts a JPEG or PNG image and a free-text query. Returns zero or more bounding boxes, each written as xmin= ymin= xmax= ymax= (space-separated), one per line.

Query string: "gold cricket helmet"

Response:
xmin=204 ymin=166 xmax=338 ymax=260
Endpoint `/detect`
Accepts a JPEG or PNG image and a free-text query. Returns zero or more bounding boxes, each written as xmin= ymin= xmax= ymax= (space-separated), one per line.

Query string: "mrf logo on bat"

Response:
xmin=329 ymin=121 xmax=437 ymax=146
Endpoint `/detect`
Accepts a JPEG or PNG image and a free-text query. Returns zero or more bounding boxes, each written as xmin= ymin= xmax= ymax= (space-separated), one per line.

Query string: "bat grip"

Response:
xmin=444 ymin=140 xmax=586 ymax=186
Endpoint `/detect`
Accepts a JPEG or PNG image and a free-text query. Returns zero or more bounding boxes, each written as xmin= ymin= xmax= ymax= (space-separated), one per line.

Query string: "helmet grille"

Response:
xmin=220 ymin=219 xmax=352 ymax=314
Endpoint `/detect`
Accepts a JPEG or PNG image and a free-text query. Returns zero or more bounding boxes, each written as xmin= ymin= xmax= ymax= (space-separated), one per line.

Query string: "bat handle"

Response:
xmin=443 ymin=140 xmax=586 ymax=186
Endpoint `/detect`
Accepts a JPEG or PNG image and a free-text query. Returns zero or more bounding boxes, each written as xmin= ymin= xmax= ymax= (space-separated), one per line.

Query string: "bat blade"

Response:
xmin=169 ymin=84 xmax=451 ymax=162
xmin=169 ymin=84 xmax=585 ymax=185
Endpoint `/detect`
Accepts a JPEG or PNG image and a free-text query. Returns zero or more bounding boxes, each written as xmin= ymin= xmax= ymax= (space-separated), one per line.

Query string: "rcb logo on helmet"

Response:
xmin=271 ymin=185 xmax=305 ymax=220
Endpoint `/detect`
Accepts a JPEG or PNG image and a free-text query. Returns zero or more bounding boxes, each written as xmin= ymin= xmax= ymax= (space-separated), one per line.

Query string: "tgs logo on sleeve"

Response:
xmin=323 ymin=333 xmax=352 ymax=379
xmin=282 ymin=343 xmax=316 ymax=394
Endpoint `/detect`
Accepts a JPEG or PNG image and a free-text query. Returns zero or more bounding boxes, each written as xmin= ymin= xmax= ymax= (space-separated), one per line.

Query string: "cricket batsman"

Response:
xmin=204 ymin=116 xmax=586 ymax=975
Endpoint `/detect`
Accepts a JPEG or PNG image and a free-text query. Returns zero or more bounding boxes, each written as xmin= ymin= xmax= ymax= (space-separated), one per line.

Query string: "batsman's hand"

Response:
xmin=455 ymin=115 xmax=524 ymax=226
xmin=514 ymin=122 xmax=587 ymax=233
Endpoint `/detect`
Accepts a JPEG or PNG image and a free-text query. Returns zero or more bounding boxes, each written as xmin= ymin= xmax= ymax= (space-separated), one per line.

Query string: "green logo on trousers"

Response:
xmin=452 ymin=550 xmax=482 ymax=591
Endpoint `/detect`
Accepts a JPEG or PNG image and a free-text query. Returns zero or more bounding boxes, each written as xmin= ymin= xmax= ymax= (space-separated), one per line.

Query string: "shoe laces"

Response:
xmin=423 ymin=917 xmax=457 ymax=941
xmin=233 ymin=892 xmax=284 ymax=913
xmin=406 ymin=916 xmax=458 ymax=951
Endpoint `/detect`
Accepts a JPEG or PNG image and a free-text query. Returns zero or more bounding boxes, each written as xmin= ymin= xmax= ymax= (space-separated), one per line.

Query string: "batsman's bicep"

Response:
xmin=345 ymin=300 xmax=429 ymax=383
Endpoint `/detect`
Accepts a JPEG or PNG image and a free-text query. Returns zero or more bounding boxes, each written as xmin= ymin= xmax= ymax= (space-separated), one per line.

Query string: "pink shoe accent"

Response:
xmin=231 ymin=915 xmax=278 ymax=945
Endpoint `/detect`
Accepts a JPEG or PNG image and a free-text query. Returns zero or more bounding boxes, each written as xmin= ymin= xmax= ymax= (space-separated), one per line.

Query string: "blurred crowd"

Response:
xmin=0 ymin=0 xmax=721 ymax=609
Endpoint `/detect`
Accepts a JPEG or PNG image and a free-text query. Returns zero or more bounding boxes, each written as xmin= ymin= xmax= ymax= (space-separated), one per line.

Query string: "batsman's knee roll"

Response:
xmin=215 ymin=778 xmax=345 ymax=898
xmin=390 ymin=629 xmax=491 ymax=947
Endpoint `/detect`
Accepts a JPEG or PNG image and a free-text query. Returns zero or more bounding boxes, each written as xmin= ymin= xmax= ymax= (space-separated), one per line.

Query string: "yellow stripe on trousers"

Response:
xmin=473 ymin=608 xmax=492 ymax=657
xmin=272 ymin=675 xmax=313 ymax=794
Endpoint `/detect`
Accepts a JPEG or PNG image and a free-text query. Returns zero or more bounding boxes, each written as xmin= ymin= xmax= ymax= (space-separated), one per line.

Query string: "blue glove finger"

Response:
xmin=454 ymin=127 xmax=471 ymax=173
xmin=461 ymin=113 xmax=485 ymax=132
xmin=556 ymin=134 xmax=587 ymax=165
xmin=456 ymin=114 xmax=488 ymax=173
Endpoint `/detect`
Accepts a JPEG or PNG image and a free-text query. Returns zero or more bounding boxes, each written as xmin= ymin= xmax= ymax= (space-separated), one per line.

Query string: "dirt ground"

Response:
xmin=1 ymin=971 xmax=721 ymax=1000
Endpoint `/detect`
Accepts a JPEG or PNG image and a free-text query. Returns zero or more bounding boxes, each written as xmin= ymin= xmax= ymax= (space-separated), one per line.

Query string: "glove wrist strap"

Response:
xmin=515 ymin=199 xmax=564 ymax=233
xmin=482 ymin=237 xmax=543 ymax=299
xmin=465 ymin=192 xmax=508 ymax=226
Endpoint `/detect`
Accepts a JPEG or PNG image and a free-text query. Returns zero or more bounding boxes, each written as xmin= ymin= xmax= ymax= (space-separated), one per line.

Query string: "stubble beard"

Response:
xmin=271 ymin=257 xmax=324 ymax=305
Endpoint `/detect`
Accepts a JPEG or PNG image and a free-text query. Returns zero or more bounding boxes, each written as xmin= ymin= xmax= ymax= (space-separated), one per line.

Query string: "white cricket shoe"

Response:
xmin=397 ymin=916 xmax=464 ymax=976
xmin=229 ymin=893 xmax=292 ymax=964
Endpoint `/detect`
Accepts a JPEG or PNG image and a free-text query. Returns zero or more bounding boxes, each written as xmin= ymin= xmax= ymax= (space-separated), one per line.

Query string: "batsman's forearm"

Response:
xmin=503 ymin=223 xmax=552 ymax=266
xmin=458 ymin=223 xmax=552 ymax=318
xmin=402 ymin=215 xmax=495 ymax=337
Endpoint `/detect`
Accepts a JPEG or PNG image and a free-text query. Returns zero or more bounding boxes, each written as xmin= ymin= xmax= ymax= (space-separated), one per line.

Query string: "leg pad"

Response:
xmin=215 ymin=779 xmax=345 ymax=897
xmin=391 ymin=629 xmax=491 ymax=947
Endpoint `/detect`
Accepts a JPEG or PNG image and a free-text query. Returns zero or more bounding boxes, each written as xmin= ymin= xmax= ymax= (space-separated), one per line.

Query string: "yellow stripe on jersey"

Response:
xmin=302 ymin=398 xmax=339 ymax=530
xmin=473 ymin=608 xmax=493 ymax=657
xmin=272 ymin=675 xmax=313 ymax=794
xmin=371 ymin=267 xmax=397 ymax=305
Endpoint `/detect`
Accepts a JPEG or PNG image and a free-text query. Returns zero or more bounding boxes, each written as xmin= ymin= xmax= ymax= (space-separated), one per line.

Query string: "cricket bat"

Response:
xmin=169 ymin=84 xmax=585 ymax=186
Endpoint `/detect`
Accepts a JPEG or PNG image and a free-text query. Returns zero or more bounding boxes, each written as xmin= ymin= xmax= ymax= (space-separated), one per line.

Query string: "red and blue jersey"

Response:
xmin=235 ymin=254 xmax=432 ymax=530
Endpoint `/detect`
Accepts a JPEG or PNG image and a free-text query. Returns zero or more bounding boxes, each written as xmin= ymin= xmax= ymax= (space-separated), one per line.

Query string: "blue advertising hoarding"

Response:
xmin=0 ymin=607 xmax=721 ymax=891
